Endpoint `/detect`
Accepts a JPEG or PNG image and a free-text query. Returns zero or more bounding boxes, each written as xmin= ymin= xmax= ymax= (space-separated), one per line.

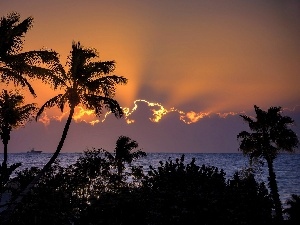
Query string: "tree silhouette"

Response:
xmin=237 ymin=105 xmax=299 ymax=222
xmin=115 ymin=136 xmax=146 ymax=176
xmin=0 ymin=41 xmax=127 ymax=222
xmin=104 ymin=135 xmax=146 ymax=184
xmin=284 ymin=194 xmax=300 ymax=224
xmin=0 ymin=90 xmax=37 ymax=167
xmin=0 ymin=12 xmax=61 ymax=96
xmin=0 ymin=90 xmax=37 ymax=199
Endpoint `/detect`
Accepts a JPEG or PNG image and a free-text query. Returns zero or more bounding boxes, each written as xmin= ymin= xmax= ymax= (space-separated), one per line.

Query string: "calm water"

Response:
xmin=1 ymin=153 xmax=299 ymax=207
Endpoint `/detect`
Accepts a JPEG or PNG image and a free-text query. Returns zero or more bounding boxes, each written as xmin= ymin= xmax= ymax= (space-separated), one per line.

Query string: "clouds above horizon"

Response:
xmin=5 ymin=101 xmax=300 ymax=154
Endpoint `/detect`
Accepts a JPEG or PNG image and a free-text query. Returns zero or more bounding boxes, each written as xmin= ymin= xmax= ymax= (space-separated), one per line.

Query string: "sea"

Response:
xmin=1 ymin=152 xmax=300 ymax=208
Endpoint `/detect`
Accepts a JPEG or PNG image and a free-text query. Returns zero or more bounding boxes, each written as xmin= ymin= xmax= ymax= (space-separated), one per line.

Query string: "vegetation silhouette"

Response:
xmin=2 ymin=151 xmax=277 ymax=225
xmin=1 ymin=41 xmax=128 ymax=222
xmin=0 ymin=12 xmax=61 ymax=96
xmin=237 ymin=105 xmax=299 ymax=222
xmin=284 ymin=194 xmax=300 ymax=225
xmin=0 ymin=90 xmax=37 ymax=198
xmin=104 ymin=135 xmax=146 ymax=182
xmin=3 ymin=136 xmax=146 ymax=224
xmin=141 ymin=155 xmax=273 ymax=225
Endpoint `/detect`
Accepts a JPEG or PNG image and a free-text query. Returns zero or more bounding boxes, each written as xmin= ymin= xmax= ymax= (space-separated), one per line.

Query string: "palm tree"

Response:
xmin=0 ymin=90 xmax=37 ymax=167
xmin=0 ymin=41 xmax=127 ymax=222
xmin=237 ymin=105 xmax=299 ymax=222
xmin=108 ymin=135 xmax=146 ymax=178
xmin=0 ymin=12 xmax=61 ymax=96
xmin=0 ymin=90 xmax=37 ymax=200
xmin=102 ymin=135 xmax=146 ymax=190
xmin=34 ymin=41 xmax=127 ymax=171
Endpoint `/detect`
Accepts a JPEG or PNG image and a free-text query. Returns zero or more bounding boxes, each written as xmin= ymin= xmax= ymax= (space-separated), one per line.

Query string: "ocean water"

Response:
xmin=1 ymin=152 xmax=299 ymax=207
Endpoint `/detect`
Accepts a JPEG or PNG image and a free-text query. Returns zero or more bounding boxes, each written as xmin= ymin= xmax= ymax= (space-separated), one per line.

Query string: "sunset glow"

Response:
xmin=1 ymin=0 xmax=299 ymax=153
xmin=36 ymin=99 xmax=244 ymax=127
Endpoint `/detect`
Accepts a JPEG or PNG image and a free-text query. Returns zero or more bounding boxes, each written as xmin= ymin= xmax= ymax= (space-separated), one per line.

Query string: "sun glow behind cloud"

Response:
xmin=37 ymin=99 xmax=242 ymax=126
xmin=122 ymin=100 xmax=214 ymax=124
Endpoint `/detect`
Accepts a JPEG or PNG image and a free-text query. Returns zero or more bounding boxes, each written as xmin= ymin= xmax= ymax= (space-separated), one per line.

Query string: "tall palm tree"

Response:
xmin=0 ymin=90 xmax=37 ymax=201
xmin=237 ymin=105 xmax=299 ymax=222
xmin=0 ymin=12 xmax=61 ymax=96
xmin=34 ymin=41 xmax=127 ymax=170
xmin=0 ymin=41 xmax=127 ymax=222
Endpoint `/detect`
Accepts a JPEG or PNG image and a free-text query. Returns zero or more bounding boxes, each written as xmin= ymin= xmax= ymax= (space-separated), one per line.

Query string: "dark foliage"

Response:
xmin=78 ymin=187 xmax=148 ymax=225
xmin=0 ymin=151 xmax=284 ymax=225
xmin=0 ymin=162 xmax=21 ymax=203
xmin=141 ymin=155 xmax=273 ymax=225
xmin=4 ymin=163 xmax=78 ymax=225
xmin=226 ymin=172 xmax=273 ymax=225
xmin=284 ymin=194 xmax=300 ymax=225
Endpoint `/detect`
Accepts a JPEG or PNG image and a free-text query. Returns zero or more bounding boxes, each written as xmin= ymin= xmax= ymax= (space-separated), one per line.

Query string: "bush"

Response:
xmin=3 ymin=153 xmax=276 ymax=225
xmin=284 ymin=194 xmax=300 ymax=224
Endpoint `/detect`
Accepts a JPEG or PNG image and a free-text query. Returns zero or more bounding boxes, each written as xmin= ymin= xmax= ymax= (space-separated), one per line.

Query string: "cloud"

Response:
xmin=5 ymin=101 xmax=299 ymax=154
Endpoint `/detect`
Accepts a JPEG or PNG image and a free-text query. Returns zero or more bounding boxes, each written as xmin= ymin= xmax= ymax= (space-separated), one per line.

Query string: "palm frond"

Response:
xmin=7 ymin=51 xmax=67 ymax=89
xmin=36 ymin=94 xmax=64 ymax=120
xmin=82 ymin=94 xmax=124 ymax=118
xmin=87 ymin=75 xmax=128 ymax=96
xmin=86 ymin=61 xmax=116 ymax=76
xmin=115 ymin=136 xmax=140 ymax=163
xmin=0 ymin=12 xmax=33 ymax=56
xmin=24 ymin=65 xmax=66 ymax=89
xmin=0 ymin=67 xmax=36 ymax=96
xmin=14 ymin=103 xmax=38 ymax=128
xmin=0 ymin=90 xmax=37 ymax=130
xmin=67 ymin=42 xmax=98 ymax=79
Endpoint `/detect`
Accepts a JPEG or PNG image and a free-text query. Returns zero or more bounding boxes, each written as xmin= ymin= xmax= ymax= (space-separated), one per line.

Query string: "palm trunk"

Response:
xmin=1 ymin=127 xmax=9 ymax=169
xmin=1 ymin=138 xmax=8 ymax=185
xmin=0 ymin=139 xmax=8 ymax=203
xmin=266 ymin=158 xmax=283 ymax=222
xmin=3 ymin=139 xmax=8 ymax=168
xmin=1 ymin=139 xmax=8 ymax=181
xmin=0 ymin=107 xmax=75 ymax=224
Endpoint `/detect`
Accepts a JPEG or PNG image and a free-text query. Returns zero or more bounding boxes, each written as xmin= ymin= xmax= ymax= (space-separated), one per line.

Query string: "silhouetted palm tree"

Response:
xmin=104 ymin=135 xmax=146 ymax=187
xmin=0 ymin=41 xmax=127 ymax=222
xmin=0 ymin=90 xmax=37 ymax=167
xmin=111 ymin=135 xmax=146 ymax=177
xmin=0 ymin=90 xmax=37 ymax=193
xmin=34 ymin=42 xmax=127 ymax=170
xmin=0 ymin=12 xmax=61 ymax=96
xmin=237 ymin=105 xmax=299 ymax=222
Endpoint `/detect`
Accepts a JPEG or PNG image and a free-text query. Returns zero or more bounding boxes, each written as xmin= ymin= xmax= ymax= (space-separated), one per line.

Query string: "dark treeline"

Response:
xmin=0 ymin=144 xmax=299 ymax=225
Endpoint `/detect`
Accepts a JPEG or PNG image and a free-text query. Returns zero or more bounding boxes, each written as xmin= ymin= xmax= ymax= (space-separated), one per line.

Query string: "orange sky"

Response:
xmin=1 ymin=0 xmax=300 ymax=112
xmin=1 ymin=0 xmax=300 ymax=153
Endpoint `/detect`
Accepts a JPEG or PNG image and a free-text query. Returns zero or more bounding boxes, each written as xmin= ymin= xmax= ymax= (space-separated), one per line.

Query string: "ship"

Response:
xmin=27 ymin=148 xmax=42 ymax=154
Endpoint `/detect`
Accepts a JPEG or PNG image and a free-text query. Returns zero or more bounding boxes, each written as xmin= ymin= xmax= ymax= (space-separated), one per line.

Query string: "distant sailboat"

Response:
xmin=27 ymin=148 xmax=42 ymax=154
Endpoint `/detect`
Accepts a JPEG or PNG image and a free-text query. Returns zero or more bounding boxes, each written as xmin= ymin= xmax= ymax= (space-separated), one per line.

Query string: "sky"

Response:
xmin=1 ymin=0 xmax=300 ymax=153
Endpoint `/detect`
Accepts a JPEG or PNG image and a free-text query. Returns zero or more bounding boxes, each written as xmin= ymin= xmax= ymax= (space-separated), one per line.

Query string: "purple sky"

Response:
xmin=5 ymin=103 xmax=300 ymax=153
